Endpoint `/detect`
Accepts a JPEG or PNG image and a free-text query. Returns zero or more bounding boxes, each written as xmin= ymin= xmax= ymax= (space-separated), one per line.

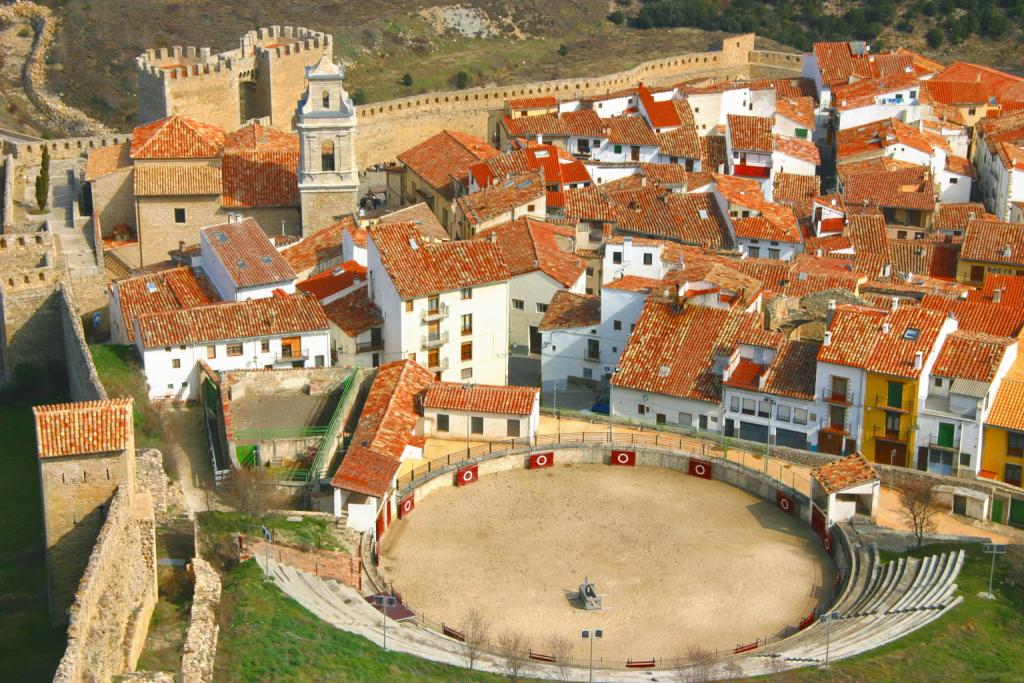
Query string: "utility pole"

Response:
xmin=982 ymin=543 xmax=1007 ymax=599
xmin=820 ymin=611 xmax=840 ymax=669
xmin=373 ymin=595 xmax=398 ymax=651
xmin=581 ymin=628 xmax=603 ymax=683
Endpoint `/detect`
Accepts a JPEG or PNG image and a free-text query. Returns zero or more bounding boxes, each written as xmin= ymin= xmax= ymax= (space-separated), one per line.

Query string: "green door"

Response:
xmin=887 ymin=381 xmax=904 ymax=409
xmin=991 ymin=498 xmax=1004 ymax=524
xmin=937 ymin=423 xmax=955 ymax=448
xmin=1010 ymin=499 xmax=1024 ymax=527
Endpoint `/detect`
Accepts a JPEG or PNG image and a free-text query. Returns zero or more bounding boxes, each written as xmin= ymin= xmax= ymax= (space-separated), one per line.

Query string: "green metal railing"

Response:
xmin=306 ymin=368 xmax=361 ymax=484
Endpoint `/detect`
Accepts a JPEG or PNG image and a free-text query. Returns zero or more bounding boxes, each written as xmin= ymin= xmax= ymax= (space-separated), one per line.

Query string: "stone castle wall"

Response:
xmin=52 ymin=487 xmax=157 ymax=683
xmin=179 ymin=558 xmax=221 ymax=683
xmin=2 ymin=154 xmax=14 ymax=230
xmin=59 ymin=286 xmax=106 ymax=402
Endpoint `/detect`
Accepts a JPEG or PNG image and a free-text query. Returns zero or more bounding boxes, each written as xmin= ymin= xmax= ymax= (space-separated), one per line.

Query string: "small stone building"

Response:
xmin=811 ymin=452 xmax=881 ymax=527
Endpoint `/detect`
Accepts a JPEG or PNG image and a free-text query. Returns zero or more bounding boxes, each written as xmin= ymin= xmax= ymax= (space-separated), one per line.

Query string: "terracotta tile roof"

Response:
xmin=837 ymin=156 xmax=922 ymax=182
xmin=370 ymin=222 xmax=509 ymax=299
xmin=321 ymin=284 xmax=383 ymax=337
xmin=133 ymin=164 xmax=221 ymax=196
xmin=813 ymin=453 xmax=878 ymax=494
xmin=986 ymin=353 xmax=1024 ymax=431
xmin=667 ymin=261 xmax=767 ymax=310
xmin=561 ymin=110 xmax=606 ymax=138
xmin=201 ymin=218 xmax=296 ymax=289
xmin=727 ymin=114 xmax=774 ymax=153
xmin=398 ymin=130 xmax=498 ymax=200
xmin=280 ymin=215 xmax=355 ymax=273
xmin=378 ymin=202 xmax=448 ymax=240
xmin=538 ymin=290 xmax=600 ymax=331
xmin=296 ymin=260 xmax=367 ymax=300
xmin=776 ymin=97 xmax=815 ymax=129
xmin=84 ymin=142 xmax=131 ymax=181
xmin=605 ymin=235 xmax=712 ymax=267
xmin=713 ymin=173 xmax=764 ymax=208
xmin=922 ymin=296 xmax=1024 ymax=337
xmin=976 ymin=110 xmax=1024 ymax=154
xmin=471 ymin=144 xmax=591 ymax=208
xmin=113 ymin=266 xmax=219 ymax=343
xmin=934 ymin=203 xmax=991 ymax=232
xmin=962 ymin=219 xmax=1024 ymax=266
xmin=606 ymin=116 xmax=660 ymax=147
xmin=130 ymin=115 xmax=225 ymax=159
xmin=135 ymin=293 xmax=327 ymax=349
xmin=699 ymin=135 xmax=728 ymax=173
xmin=812 ymin=42 xmax=873 ymax=88
xmin=932 ymin=331 xmax=1013 ymax=382
xmin=843 ymin=167 xmax=935 ymax=211
xmin=944 ymin=154 xmax=975 ymax=177
xmin=833 ymin=72 xmax=921 ymax=111
xmin=639 ymin=163 xmax=689 ymax=186
xmin=637 ymin=83 xmax=681 ymax=129
xmin=604 ymin=274 xmax=663 ymax=293
xmin=933 ymin=62 xmax=1024 ymax=106
xmin=424 ymin=383 xmax=538 ymax=415
xmin=772 ymin=172 xmax=819 ymax=220
xmin=773 ymin=134 xmax=820 ymax=165
xmin=330 ymin=360 xmax=436 ymax=496
xmin=563 ymin=185 xmax=618 ymax=222
xmin=761 ymin=339 xmax=821 ymax=400
xmin=971 ymin=273 xmax=1024 ymax=306
xmin=502 ymin=113 xmax=569 ymax=138
xmin=219 ymin=123 xmax=300 ymax=208
xmin=923 ymin=79 xmax=988 ymax=106
xmin=819 ymin=304 xmax=947 ymax=378
xmin=474 ymin=217 xmax=585 ymax=288
xmin=733 ymin=213 xmax=802 ymax=243
xmin=656 ymin=118 xmax=701 ymax=159
xmin=33 ymin=398 xmax=133 ymax=458
xmin=620 ymin=191 xmax=732 ymax=249
xmin=508 ymin=96 xmax=558 ymax=110
xmin=457 ymin=172 xmax=544 ymax=226
xmin=613 ymin=298 xmax=769 ymax=403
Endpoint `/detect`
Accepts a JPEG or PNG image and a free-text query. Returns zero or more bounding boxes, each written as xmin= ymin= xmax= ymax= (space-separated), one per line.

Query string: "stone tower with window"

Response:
xmin=297 ymin=55 xmax=359 ymax=235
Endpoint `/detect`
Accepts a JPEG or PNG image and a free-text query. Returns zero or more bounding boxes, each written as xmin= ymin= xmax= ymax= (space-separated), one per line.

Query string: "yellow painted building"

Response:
xmin=861 ymin=372 xmax=919 ymax=468
xmin=981 ymin=355 xmax=1024 ymax=487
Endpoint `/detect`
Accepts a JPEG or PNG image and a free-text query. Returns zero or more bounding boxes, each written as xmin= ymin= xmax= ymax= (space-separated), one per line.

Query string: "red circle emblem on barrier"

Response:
xmin=616 ymin=452 xmax=630 ymax=464
xmin=535 ymin=454 xmax=548 ymax=467
xmin=403 ymin=499 xmax=413 ymax=513
xmin=823 ymin=536 xmax=832 ymax=552
xmin=780 ymin=497 xmax=790 ymax=511
xmin=462 ymin=470 xmax=475 ymax=482
xmin=694 ymin=464 xmax=706 ymax=476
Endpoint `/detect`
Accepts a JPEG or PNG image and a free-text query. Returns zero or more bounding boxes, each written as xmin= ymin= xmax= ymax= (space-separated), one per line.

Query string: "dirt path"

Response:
xmin=159 ymin=405 xmax=213 ymax=513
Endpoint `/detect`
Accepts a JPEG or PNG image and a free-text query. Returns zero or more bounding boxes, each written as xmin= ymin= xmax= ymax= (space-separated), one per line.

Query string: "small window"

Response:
xmin=536 ymin=303 xmax=548 ymax=313
xmin=586 ymin=267 xmax=594 ymax=276
xmin=777 ymin=404 xmax=791 ymax=422
xmin=461 ymin=287 xmax=472 ymax=300
xmin=949 ymin=177 xmax=958 ymax=184
xmin=582 ymin=367 xmax=593 ymax=379
xmin=321 ymin=139 xmax=336 ymax=172
xmin=730 ymin=396 xmax=740 ymax=412
xmin=768 ymin=248 xmax=780 ymax=260
xmin=512 ymin=299 xmax=525 ymax=310
xmin=227 ymin=343 xmax=243 ymax=357
xmin=742 ymin=398 xmax=755 ymax=415
xmin=758 ymin=400 xmax=770 ymax=418
xmin=656 ymin=413 xmax=667 ymax=425
xmin=643 ymin=253 xmax=653 ymax=265
xmin=507 ymin=419 xmax=521 ymax=437
xmin=612 ymin=250 xmax=622 ymax=265
xmin=261 ymin=340 xmax=270 ymax=353
xmin=437 ymin=414 xmax=450 ymax=432
xmin=471 ymin=416 xmax=484 ymax=434
xmin=794 ymin=408 xmax=808 ymax=425
xmin=678 ymin=412 xmax=693 ymax=426
xmin=614 ymin=144 xmax=622 ymax=154
xmin=903 ymin=328 xmax=920 ymax=341
xmin=405 ymin=300 xmax=414 ymax=312
xmin=637 ymin=404 xmax=647 ymax=415
xmin=613 ymin=320 xmax=622 ymax=331
xmin=172 ymin=358 xmax=181 ymax=369
xmin=968 ymin=107 xmax=976 ymax=116
xmin=461 ymin=341 xmax=473 ymax=361
xmin=527 ymin=204 xmax=535 ymax=212
xmin=322 ymin=90 xmax=330 ymax=108
xmin=461 ymin=314 xmax=472 ymax=335
xmin=461 ymin=367 xmax=473 ymax=380
xmin=749 ymin=246 xmax=760 ymax=258
xmin=173 ymin=208 xmax=186 ymax=224
xmin=935 ymin=377 xmax=942 ymax=388
xmin=794 ymin=128 xmax=808 ymax=140
xmin=206 ymin=345 xmax=216 ymax=359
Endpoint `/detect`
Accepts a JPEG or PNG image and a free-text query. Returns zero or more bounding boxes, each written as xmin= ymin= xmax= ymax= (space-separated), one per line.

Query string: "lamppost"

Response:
xmin=553 ymin=379 xmax=560 ymax=436
xmin=982 ymin=543 xmax=1007 ymax=599
xmin=820 ymin=611 xmax=840 ymax=669
xmin=607 ymin=367 xmax=620 ymax=441
xmin=765 ymin=397 xmax=777 ymax=474
xmin=581 ymin=628 xmax=603 ymax=683
xmin=462 ymin=382 xmax=476 ymax=455
xmin=260 ymin=525 xmax=272 ymax=581
xmin=373 ymin=595 xmax=398 ymax=651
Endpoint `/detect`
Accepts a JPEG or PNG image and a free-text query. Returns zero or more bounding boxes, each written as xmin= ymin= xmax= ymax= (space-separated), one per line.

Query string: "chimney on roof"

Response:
xmin=914 ymin=350 xmax=923 ymax=371
xmin=881 ymin=263 xmax=892 ymax=278
xmin=1002 ymin=244 xmax=1013 ymax=258
xmin=881 ymin=322 xmax=890 ymax=334
xmin=993 ymin=287 xmax=1003 ymax=303
xmin=827 ymin=299 xmax=837 ymax=327
xmin=815 ymin=248 xmax=824 ymax=257
xmin=891 ymin=297 xmax=899 ymax=311
xmin=823 ymin=330 xmax=833 ymax=347
xmin=489 ymin=231 xmax=497 ymax=243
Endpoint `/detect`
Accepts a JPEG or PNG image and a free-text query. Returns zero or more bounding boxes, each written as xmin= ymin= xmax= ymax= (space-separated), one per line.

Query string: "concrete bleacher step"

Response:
xmin=853 ymin=557 xmax=905 ymax=616
xmin=878 ymin=556 xmax=926 ymax=613
xmin=894 ymin=553 xmax=946 ymax=613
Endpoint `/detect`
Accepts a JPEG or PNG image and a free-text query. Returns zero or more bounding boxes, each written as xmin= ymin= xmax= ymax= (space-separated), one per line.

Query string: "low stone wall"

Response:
xmin=52 ymin=487 xmax=158 ymax=683
xmin=135 ymin=449 xmax=186 ymax=519
xmin=240 ymin=536 xmax=361 ymax=590
xmin=847 ymin=517 xmax=991 ymax=553
xmin=59 ymin=285 xmax=106 ymax=402
xmin=180 ymin=558 xmax=221 ymax=683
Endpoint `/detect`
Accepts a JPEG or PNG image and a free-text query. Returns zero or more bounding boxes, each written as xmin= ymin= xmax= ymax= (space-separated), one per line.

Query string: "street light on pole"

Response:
xmin=581 ymin=628 xmax=603 ymax=683
xmin=261 ymin=525 xmax=272 ymax=581
xmin=820 ymin=611 xmax=841 ymax=669
xmin=982 ymin=543 xmax=1007 ymax=599
xmin=373 ymin=595 xmax=398 ymax=651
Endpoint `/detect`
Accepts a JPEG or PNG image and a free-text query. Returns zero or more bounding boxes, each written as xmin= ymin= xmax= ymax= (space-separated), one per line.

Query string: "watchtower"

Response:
xmin=297 ymin=55 xmax=359 ymax=235
xmin=33 ymin=397 xmax=136 ymax=624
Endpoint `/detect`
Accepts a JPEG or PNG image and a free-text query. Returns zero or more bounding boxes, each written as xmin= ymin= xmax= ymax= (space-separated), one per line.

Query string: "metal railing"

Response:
xmin=272 ymin=349 xmax=310 ymax=363
xmin=307 ymin=368 xmax=361 ymax=484
xmin=874 ymin=394 xmax=913 ymax=413
xmin=355 ymin=339 xmax=384 ymax=353
xmin=421 ymin=331 xmax=448 ymax=350
xmin=420 ymin=304 xmax=449 ymax=322
xmin=428 ymin=357 xmax=449 ymax=373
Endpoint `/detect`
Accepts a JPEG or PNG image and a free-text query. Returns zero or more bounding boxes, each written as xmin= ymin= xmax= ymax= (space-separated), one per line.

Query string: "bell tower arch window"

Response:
xmin=321 ymin=139 xmax=336 ymax=172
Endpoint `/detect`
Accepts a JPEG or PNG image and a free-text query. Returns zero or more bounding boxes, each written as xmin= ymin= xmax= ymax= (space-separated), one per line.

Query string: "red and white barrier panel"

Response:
xmin=776 ymin=491 xmax=794 ymax=515
xmin=442 ymin=624 xmax=465 ymax=641
xmin=734 ymin=640 xmax=758 ymax=654
xmin=455 ymin=464 xmax=478 ymax=486
xmin=687 ymin=459 xmax=713 ymax=479
xmin=528 ymin=651 xmax=557 ymax=663
xmin=610 ymin=449 xmax=636 ymax=466
xmin=822 ymin=531 xmax=834 ymax=555
xmin=798 ymin=610 xmax=816 ymax=630
xmin=626 ymin=659 xmax=656 ymax=669
xmin=529 ymin=451 xmax=554 ymax=469
xmin=398 ymin=494 xmax=415 ymax=519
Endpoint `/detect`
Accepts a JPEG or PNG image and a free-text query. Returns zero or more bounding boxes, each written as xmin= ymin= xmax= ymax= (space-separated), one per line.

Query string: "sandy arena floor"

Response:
xmin=380 ymin=464 xmax=834 ymax=661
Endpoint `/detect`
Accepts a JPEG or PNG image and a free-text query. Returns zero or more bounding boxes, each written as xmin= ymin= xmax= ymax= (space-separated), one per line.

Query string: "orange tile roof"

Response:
xmin=812 ymin=42 xmax=873 ymax=88
xmin=201 ymin=218 xmax=296 ymax=289
xmin=923 ymin=79 xmax=988 ymax=106
xmin=84 ymin=142 xmax=131 ymax=181
xmin=761 ymin=339 xmax=821 ymax=400
xmin=561 ymin=109 xmax=606 ymax=138
xmin=604 ymin=274 xmax=663 ymax=293
xmin=833 ymin=72 xmax=921 ymax=111
xmin=321 ymin=284 xmax=383 ymax=337
xmin=843 ymin=167 xmax=935 ymax=211
xmin=130 ymin=115 xmax=225 ymax=159
xmin=962 ymin=219 xmax=1024 ymax=266
xmin=221 ymin=124 xmax=299 ymax=208
xmin=370 ymin=222 xmax=509 ymax=299
xmin=932 ymin=331 xmax=1013 ymax=383
xmin=296 ymin=260 xmax=367 ymax=300
xmin=813 ymin=453 xmax=879 ymax=494
xmin=613 ymin=298 xmax=771 ymax=403
xmin=563 ymin=185 xmax=618 ymax=222
xmin=639 ymin=163 xmax=689 ymax=186
xmin=33 ymin=398 xmax=133 ymax=458
xmin=986 ymin=354 xmax=1024 ymax=432
xmin=330 ymin=359 xmax=436 ymax=496
xmin=133 ymin=164 xmax=221 ymax=196
xmin=538 ymin=290 xmax=601 ymax=331
xmin=733 ymin=213 xmax=802 ymax=243
xmin=933 ymin=62 xmax=1024 ymax=106
xmin=819 ymin=304 xmax=947 ymax=378
xmin=424 ymin=382 xmax=538 ymax=415
xmin=637 ymin=83 xmax=682 ymax=129
xmin=280 ymin=215 xmax=354 ymax=273
xmin=775 ymin=97 xmax=815 ymax=129
xmin=113 ymin=266 xmax=218 ymax=343
xmin=727 ymin=114 xmax=774 ymax=153
xmin=606 ymin=116 xmax=660 ymax=147
xmin=457 ymin=172 xmax=545 ymax=226
xmin=398 ymin=130 xmax=498 ymax=199
xmin=378 ymin=202 xmax=448 ymax=240
xmin=502 ymin=113 xmax=569 ymax=138
xmin=636 ymin=191 xmax=734 ymax=249
xmin=700 ymin=135 xmax=728 ymax=173
xmin=475 ymin=217 xmax=586 ymax=288
xmin=934 ymin=203 xmax=991 ymax=232
xmin=921 ymin=296 xmax=1024 ymax=337
xmin=135 ymin=293 xmax=327 ymax=349
xmin=971 ymin=273 xmax=1024 ymax=306
xmin=772 ymin=172 xmax=819 ymax=219
xmin=773 ymin=134 xmax=820 ymax=165
xmin=507 ymin=96 xmax=558 ymax=110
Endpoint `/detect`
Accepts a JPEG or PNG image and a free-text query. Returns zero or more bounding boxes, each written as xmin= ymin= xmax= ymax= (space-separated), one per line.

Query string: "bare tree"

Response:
xmin=459 ymin=607 xmax=490 ymax=671
xmin=496 ymin=629 xmax=530 ymax=682
xmin=219 ymin=465 xmax=285 ymax=520
xmin=897 ymin=479 xmax=940 ymax=547
xmin=675 ymin=646 xmax=716 ymax=683
xmin=545 ymin=632 xmax=574 ymax=681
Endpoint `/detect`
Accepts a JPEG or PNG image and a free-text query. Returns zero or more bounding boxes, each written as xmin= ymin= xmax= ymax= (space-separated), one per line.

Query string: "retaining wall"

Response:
xmin=240 ymin=536 xmax=361 ymax=590
xmin=179 ymin=558 xmax=221 ymax=683
xmin=59 ymin=285 xmax=106 ymax=402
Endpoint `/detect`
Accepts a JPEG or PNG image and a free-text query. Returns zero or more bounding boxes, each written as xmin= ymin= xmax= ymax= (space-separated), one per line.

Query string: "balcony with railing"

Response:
xmin=421 ymin=303 xmax=449 ymax=322
xmin=823 ymin=379 xmax=853 ymax=405
xmin=872 ymin=425 xmax=910 ymax=442
xmin=428 ymin=357 xmax=449 ymax=373
xmin=421 ymin=331 xmax=449 ymax=350
xmin=875 ymin=394 xmax=913 ymax=413
xmin=272 ymin=349 xmax=309 ymax=364
xmin=732 ymin=162 xmax=771 ymax=179
xmin=355 ymin=339 xmax=384 ymax=353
